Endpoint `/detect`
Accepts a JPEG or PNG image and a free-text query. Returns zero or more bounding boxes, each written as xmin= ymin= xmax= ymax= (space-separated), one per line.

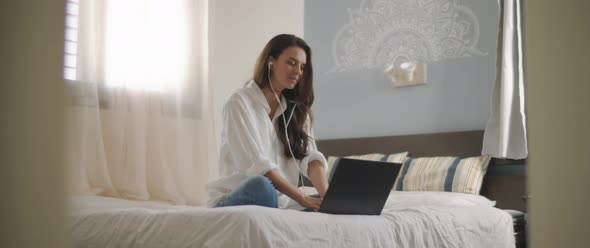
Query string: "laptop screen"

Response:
xmin=320 ymin=158 xmax=402 ymax=215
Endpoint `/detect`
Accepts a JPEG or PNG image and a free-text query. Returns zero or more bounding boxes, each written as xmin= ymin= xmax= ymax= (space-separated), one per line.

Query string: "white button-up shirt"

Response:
xmin=206 ymin=80 xmax=327 ymax=208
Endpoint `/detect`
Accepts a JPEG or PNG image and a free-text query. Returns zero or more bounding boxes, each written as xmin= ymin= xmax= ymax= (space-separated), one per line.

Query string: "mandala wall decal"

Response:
xmin=331 ymin=0 xmax=486 ymax=72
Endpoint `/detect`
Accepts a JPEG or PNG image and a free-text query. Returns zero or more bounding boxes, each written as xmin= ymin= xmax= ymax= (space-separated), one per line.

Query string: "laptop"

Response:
xmin=318 ymin=158 xmax=401 ymax=215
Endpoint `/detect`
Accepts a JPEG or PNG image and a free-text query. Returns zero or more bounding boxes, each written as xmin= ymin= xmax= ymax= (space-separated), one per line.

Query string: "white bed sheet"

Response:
xmin=69 ymin=192 xmax=514 ymax=248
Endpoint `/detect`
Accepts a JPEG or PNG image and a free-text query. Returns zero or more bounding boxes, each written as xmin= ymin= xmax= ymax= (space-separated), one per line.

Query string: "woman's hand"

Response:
xmin=265 ymin=169 xmax=324 ymax=210
xmin=263 ymin=169 xmax=325 ymax=210
xmin=296 ymin=194 xmax=323 ymax=210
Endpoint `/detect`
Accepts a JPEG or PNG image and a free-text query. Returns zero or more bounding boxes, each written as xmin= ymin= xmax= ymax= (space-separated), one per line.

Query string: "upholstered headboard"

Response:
xmin=315 ymin=130 xmax=527 ymax=212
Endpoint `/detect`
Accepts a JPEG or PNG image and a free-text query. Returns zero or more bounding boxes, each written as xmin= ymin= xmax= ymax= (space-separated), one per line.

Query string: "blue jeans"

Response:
xmin=213 ymin=175 xmax=278 ymax=208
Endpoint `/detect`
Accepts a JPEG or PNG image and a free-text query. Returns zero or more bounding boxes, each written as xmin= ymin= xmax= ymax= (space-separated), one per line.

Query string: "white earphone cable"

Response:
xmin=268 ymin=63 xmax=305 ymax=196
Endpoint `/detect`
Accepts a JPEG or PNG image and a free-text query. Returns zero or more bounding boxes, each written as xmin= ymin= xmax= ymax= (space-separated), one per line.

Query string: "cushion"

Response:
xmin=326 ymin=152 xmax=409 ymax=181
xmin=394 ymin=155 xmax=491 ymax=194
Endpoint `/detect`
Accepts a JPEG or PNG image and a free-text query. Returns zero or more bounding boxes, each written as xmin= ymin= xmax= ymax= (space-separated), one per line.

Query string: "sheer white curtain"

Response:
xmin=65 ymin=0 xmax=217 ymax=205
xmin=482 ymin=0 xmax=527 ymax=159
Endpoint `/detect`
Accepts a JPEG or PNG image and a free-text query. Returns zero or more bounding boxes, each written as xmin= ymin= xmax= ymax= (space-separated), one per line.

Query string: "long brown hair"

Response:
xmin=252 ymin=34 xmax=314 ymax=160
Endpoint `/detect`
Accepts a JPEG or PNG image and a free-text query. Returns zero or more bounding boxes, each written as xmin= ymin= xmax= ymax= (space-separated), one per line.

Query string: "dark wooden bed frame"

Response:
xmin=315 ymin=130 xmax=527 ymax=212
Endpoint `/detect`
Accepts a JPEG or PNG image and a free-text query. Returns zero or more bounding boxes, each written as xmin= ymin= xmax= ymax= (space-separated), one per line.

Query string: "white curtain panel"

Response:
xmin=65 ymin=0 xmax=217 ymax=205
xmin=482 ymin=0 xmax=527 ymax=159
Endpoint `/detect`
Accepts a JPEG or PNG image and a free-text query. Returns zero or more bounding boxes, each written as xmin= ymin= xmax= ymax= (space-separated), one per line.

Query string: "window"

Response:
xmin=61 ymin=0 xmax=206 ymax=118
xmin=63 ymin=0 xmax=79 ymax=81
xmin=103 ymin=0 xmax=188 ymax=91
xmin=62 ymin=0 xmax=190 ymax=92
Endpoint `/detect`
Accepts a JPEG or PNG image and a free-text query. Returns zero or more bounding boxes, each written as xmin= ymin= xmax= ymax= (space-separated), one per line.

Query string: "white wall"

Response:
xmin=209 ymin=0 xmax=304 ymax=152
xmin=0 ymin=1 xmax=67 ymax=247
xmin=526 ymin=0 xmax=590 ymax=247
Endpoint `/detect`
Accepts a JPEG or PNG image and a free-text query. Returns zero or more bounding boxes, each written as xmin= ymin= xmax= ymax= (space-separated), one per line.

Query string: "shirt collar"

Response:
xmin=246 ymin=80 xmax=287 ymax=119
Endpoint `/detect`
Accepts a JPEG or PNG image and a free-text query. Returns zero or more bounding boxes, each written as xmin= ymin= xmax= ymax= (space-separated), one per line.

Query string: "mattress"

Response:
xmin=69 ymin=191 xmax=514 ymax=248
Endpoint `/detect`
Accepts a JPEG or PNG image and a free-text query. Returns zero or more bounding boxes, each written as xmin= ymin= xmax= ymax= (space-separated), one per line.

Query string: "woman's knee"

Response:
xmin=245 ymin=175 xmax=274 ymax=192
xmin=244 ymin=175 xmax=277 ymax=207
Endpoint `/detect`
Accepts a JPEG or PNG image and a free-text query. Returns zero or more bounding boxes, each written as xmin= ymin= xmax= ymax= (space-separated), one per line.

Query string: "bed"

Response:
xmin=69 ymin=130 xmax=522 ymax=248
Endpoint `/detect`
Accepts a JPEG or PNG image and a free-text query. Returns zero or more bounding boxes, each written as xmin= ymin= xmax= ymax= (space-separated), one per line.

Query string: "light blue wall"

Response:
xmin=305 ymin=0 xmax=500 ymax=139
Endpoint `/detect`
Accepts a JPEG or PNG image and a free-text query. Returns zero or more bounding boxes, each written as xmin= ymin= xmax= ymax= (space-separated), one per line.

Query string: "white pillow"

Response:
xmin=326 ymin=152 xmax=408 ymax=183
xmin=327 ymin=152 xmax=409 ymax=172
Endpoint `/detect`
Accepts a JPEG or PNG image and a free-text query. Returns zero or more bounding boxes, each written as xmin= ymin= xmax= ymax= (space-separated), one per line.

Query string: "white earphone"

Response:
xmin=268 ymin=61 xmax=296 ymax=127
xmin=267 ymin=60 xmax=305 ymax=188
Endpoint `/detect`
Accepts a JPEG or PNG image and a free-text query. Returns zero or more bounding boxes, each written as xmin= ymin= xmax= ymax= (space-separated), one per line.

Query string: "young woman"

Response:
xmin=206 ymin=34 xmax=329 ymax=211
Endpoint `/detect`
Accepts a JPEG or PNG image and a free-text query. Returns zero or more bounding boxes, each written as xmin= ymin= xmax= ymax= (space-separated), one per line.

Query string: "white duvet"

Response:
xmin=69 ymin=192 xmax=514 ymax=248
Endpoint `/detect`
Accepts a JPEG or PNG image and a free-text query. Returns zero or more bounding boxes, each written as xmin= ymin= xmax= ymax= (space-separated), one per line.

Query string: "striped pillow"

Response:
xmin=327 ymin=152 xmax=409 ymax=181
xmin=394 ymin=155 xmax=491 ymax=194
